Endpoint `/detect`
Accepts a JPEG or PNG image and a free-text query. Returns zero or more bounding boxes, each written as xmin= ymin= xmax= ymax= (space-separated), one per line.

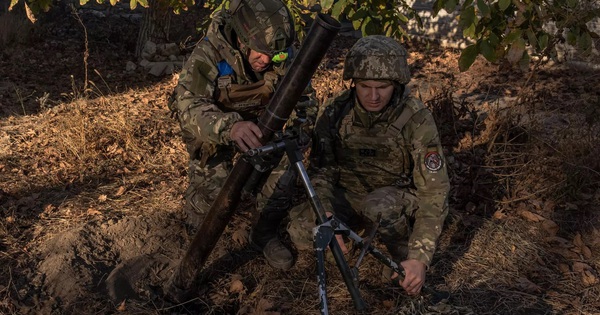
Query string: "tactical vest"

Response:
xmin=207 ymin=37 xmax=290 ymax=121
xmin=332 ymin=92 xmax=427 ymax=193
xmin=213 ymin=61 xmax=281 ymax=121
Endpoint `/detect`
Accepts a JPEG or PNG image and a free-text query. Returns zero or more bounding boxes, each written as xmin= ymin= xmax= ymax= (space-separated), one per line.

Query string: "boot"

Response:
xmin=250 ymin=215 xmax=294 ymax=271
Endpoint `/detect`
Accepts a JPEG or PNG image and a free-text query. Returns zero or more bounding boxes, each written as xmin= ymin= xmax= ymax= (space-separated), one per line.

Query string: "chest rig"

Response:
xmin=333 ymin=94 xmax=426 ymax=191
xmin=214 ymin=60 xmax=281 ymax=121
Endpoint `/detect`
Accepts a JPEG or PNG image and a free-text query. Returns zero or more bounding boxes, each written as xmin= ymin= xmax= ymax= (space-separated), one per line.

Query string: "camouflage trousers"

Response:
xmin=184 ymin=153 xmax=297 ymax=227
xmin=286 ymin=186 xmax=419 ymax=260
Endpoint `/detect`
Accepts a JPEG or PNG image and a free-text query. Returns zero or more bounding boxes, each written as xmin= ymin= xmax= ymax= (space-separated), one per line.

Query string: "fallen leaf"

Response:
xmin=229 ymin=279 xmax=244 ymax=294
xmin=548 ymin=248 xmax=580 ymax=260
xmin=98 ymin=195 xmax=108 ymax=202
xmin=519 ymin=210 xmax=544 ymax=222
xmin=254 ymin=298 xmax=279 ymax=315
xmin=515 ymin=277 xmax=542 ymax=293
xmin=545 ymin=236 xmax=572 ymax=248
xmin=115 ymin=186 xmax=126 ymax=196
xmin=572 ymin=262 xmax=592 ymax=273
xmin=558 ymin=263 xmax=570 ymax=275
xmin=591 ymin=228 xmax=600 ymax=247
xmin=530 ymin=199 xmax=543 ymax=210
xmin=6 ymin=216 xmax=14 ymax=223
xmin=116 ymin=300 xmax=126 ymax=311
xmin=87 ymin=208 xmax=101 ymax=215
xmin=493 ymin=209 xmax=507 ymax=220
xmin=232 ymin=228 xmax=249 ymax=246
xmin=382 ymin=300 xmax=395 ymax=309
xmin=582 ymin=270 xmax=598 ymax=286
xmin=581 ymin=245 xmax=592 ymax=260
xmin=573 ymin=233 xmax=585 ymax=249
xmin=541 ymin=219 xmax=559 ymax=236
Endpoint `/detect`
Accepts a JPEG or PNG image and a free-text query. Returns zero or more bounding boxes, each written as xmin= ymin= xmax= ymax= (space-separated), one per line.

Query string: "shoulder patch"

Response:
xmin=424 ymin=150 xmax=443 ymax=172
xmin=217 ymin=60 xmax=233 ymax=76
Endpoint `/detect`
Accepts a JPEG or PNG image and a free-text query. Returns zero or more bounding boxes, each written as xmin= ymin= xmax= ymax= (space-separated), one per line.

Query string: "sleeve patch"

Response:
xmin=424 ymin=151 xmax=443 ymax=172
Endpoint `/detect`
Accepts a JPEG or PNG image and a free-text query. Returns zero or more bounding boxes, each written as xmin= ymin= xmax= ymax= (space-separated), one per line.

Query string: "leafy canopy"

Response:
xmin=11 ymin=0 xmax=599 ymax=71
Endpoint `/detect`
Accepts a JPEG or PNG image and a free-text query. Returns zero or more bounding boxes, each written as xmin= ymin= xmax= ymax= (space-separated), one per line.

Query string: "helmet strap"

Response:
xmin=228 ymin=0 xmax=243 ymax=14
xmin=237 ymin=39 xmax=251 ymax=58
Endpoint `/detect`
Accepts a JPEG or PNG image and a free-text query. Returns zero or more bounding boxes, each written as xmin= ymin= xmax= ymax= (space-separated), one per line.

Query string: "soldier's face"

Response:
xmin=247 ymin=49 xmax=272 ymax=72
xmin=355 ymin=80 xmax=394 ymax=112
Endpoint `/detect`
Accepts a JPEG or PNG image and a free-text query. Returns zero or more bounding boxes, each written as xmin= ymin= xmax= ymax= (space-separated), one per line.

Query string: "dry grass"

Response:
xmin=1 ymin=30 xmax=600 ymax=315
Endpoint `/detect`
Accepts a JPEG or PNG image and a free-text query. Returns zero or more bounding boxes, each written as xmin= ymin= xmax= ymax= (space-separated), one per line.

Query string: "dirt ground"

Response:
xmin=1 ymin=4 xmax=600 ymax=315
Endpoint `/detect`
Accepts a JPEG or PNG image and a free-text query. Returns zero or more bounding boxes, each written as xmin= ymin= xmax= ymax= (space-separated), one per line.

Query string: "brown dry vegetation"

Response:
xmin=1 ymin=4 xmax=600 ymax=315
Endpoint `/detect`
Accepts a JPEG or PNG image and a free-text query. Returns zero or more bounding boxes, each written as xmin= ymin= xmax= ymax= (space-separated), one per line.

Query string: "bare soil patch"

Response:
xmin=1 ymin=5 xmax=599 ymax=315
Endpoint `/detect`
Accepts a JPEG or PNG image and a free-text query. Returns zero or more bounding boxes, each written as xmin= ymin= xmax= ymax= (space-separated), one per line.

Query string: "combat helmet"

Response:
xmin=343 ymin=35 xmax=411 ymax=84
xmin=229 ymin=0 xmax=295 ymax=57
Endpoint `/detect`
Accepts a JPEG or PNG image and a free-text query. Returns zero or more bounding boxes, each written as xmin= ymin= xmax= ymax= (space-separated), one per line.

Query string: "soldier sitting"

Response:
xmin=286 ymin=35 xmax=450 ymax=295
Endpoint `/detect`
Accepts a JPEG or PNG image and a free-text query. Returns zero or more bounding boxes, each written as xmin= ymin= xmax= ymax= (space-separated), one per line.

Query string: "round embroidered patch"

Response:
xmin=424 ymin=151 xmax=443 ymax=172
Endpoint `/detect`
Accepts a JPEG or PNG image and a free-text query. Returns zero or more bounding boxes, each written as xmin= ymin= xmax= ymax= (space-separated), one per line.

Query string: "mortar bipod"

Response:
xmin=246 ymin=135 xmax=406 ymax=315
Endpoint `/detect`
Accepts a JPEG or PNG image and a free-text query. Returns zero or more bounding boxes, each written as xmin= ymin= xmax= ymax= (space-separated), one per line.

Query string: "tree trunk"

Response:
xmin=135 ymin=0 xmax=171 ymax=58
xmin=0 ymin=1 xmax=34 ymax=48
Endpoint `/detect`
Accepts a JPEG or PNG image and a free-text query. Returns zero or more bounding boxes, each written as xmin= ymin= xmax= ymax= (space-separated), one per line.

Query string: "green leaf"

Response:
xmin=432 ymin=0 xmax=445 ymax=16
xmin=480 ymin=39 xmax=497 ymax=62
xmin=351 ymin=7 xmax=369 ymax=20
xmin=9 ymin=0 xmax=18 ymax=11
xmin=130 ymin=0 xmax=137 ymax=10
xmin=39 ymin=0 xmax=52 ymax=12
xmin=498 ymin=0 xmax=510 ymax=11
xmin=110 ymin=0 xmax=117 ymax=6
xmin=352 ymin=19 xmax=361 ymax=31
xmin=459 ymin=44 xmax=479 ymax=72
xmin=321 ymin=0 xmax=334 ymax=11
xmin=361 ymin=16 xmax=379 ymax=36
xmin=506 ymin=38 xmax=526 ymax=64
xmin=566 ymin=29 xmax=577 ymax=45
xmin=538 ymin=33 xmax=549 ymax=50
xmin=463 ymin=22 xmax=476 ymax=39
xmin=526 ymin=29 xmax=537 ymax=48
xmin=504 ymin=29 xmax=522 ymax=44
xmin=477 ymin=0 xmax=490 ymax=17
xmin=459 ymin=5 xmax=475 ymax=29
xmin=137 ymin=0 xmax=148 ymax=7
xmin=79 ymin=0 xmax=90 ymax=5
xmin=462 ymin=0 xmax=474 ymax=9
xmin=331 ymin=0 xmax=346 ymax=18
xmin=489 ymin=32 xmax=500 ymax=46
xmin=384 ymin=21 xmax=393 ymax=36
xmin=396 ymin=12 xmax=409 ymax=23
xmin=444 ymin=0 xmax=458 ymax=13
xmin=578 ymin=32 xmax=593 ymax=54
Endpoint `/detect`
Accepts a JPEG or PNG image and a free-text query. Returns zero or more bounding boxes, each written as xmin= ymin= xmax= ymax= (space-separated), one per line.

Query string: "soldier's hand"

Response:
xmin=393 ymin=259 xmax=426 ymax=296
xmin=230 ymin=121 xmax=263 ymax=152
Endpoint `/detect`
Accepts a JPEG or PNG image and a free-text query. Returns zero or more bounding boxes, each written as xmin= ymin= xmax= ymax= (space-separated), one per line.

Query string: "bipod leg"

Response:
xmin=313 ymin=222 xmax=334 ymax=315
xmin=284 ymin=141 xmax=366 ymax=313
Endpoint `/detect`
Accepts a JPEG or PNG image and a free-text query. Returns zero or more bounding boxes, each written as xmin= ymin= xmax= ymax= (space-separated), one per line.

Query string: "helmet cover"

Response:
xmin=343 ymin=35 xmax=411 ymax=84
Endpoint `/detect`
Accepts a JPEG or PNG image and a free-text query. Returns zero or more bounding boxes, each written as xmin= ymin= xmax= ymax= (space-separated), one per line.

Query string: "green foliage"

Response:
xmin=435 ymin=0 xmax=599 ymax=71
xmin=9 ymin=0 xmax=599 ymax=72
xmin=321 ymin=0 xmax=422 ymax=39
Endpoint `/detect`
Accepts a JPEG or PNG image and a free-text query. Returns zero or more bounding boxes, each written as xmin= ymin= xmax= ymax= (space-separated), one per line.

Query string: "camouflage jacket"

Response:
xmin=312 ymin=88 xmax=450 ymax=265
xmin=168 ymin=10 xmax=315 ymax=162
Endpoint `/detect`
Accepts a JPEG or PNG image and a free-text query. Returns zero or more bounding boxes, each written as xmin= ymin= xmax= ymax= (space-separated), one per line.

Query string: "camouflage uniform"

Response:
xmin=287 ymin=36 xmax=449 ymax=267
xmin=168 ymin=0 xmax=315 ymax=269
